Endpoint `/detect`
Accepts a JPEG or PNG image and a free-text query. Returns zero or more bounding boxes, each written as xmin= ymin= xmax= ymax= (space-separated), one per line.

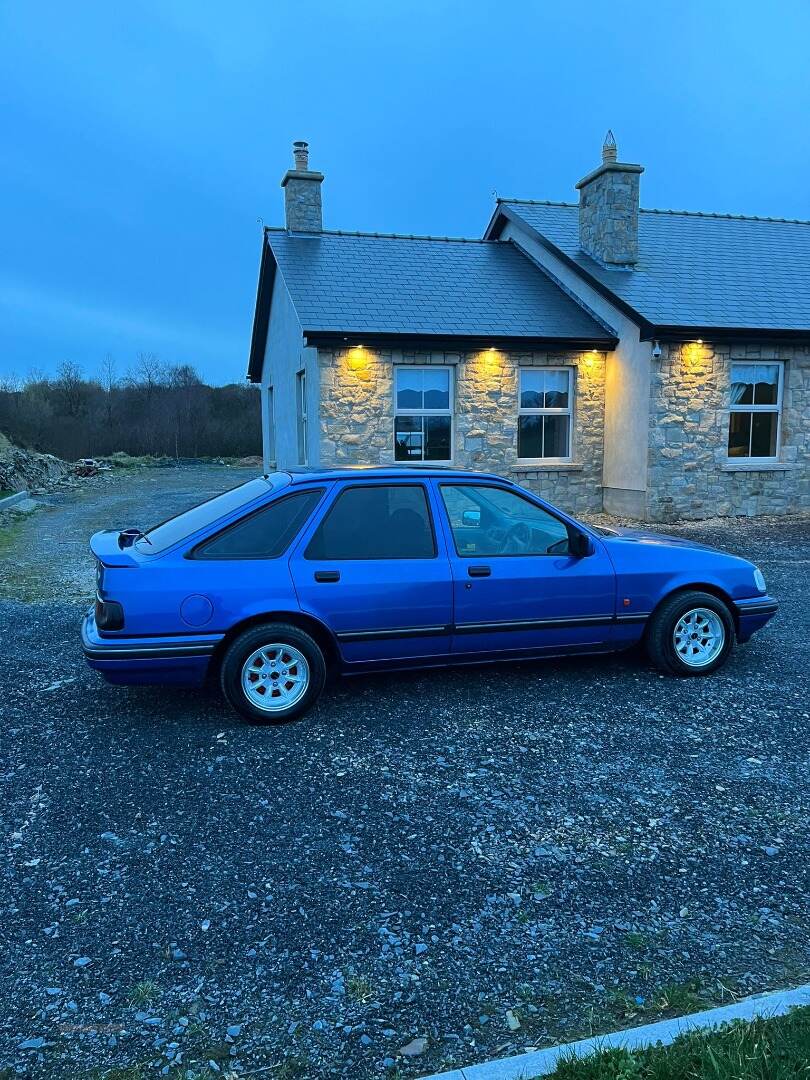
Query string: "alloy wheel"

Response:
xmin=672 ymin=607 xmax=726 ymax=669
xmin=241 ymin=643 xmax=310 ymax=712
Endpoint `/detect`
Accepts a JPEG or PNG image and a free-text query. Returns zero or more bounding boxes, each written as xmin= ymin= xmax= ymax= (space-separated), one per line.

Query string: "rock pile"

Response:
xmin=0 ymin=433 xmax=70 ymax=493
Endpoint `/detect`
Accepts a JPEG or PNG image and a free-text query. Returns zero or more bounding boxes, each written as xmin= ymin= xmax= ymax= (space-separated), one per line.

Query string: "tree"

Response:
xmin=99 ymin=354 xmax=117 ymax=428
xmin=55 ymin=360 xmax=85 ymax=418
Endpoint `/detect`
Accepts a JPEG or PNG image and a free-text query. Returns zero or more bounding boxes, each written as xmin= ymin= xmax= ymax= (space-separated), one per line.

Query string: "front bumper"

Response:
xmin=81 ymin=610 xmax=222 ymax=685
xmin=733 ymin=595 xmax=778 ymax=642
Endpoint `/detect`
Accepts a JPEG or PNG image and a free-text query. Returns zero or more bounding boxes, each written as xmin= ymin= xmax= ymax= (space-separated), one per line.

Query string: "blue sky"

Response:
xmin=1 ymin=0 xmax=809 ymax=386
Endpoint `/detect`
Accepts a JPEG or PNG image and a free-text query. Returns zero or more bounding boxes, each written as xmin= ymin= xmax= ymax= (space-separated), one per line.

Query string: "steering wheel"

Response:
xmin=502 ymin=521 xmax=531 ymax=554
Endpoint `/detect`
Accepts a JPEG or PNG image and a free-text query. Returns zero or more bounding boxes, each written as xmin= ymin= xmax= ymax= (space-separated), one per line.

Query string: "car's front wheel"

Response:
xmin=645 ymin=590 xmax=734 ymax=676
xmin=220 ymin=622 xmax=326 ymax=723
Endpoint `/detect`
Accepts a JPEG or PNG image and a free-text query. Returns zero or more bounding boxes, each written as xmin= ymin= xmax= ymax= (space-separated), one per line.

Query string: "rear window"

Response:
xmin=305 ymin=484 xmax=436 ymax=560
xmin=135 ymin=477 xmax=280 ymax=553
xmin=193 ymin=489 xmax=324 ymax=559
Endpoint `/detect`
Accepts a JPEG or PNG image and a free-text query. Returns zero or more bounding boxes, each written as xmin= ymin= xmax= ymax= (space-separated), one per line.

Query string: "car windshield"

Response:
xmin=135 ymin=476 xmax=282 ymax=553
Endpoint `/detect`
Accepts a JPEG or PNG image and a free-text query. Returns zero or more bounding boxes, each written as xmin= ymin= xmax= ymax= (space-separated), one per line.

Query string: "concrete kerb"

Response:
xmin=418 ymin=983 xmax=810 ymax=1080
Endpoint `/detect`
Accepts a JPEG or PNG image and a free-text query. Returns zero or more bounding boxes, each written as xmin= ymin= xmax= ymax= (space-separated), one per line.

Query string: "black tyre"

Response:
xmin=219 ymin=622 xmax=326 ymax=723
xmin=645 ymin=590 xmax=734 ymax=676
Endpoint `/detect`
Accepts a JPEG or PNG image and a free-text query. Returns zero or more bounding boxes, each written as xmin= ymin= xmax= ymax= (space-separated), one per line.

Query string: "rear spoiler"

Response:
xmin=89 ymin=530 xmax=140 ymax=568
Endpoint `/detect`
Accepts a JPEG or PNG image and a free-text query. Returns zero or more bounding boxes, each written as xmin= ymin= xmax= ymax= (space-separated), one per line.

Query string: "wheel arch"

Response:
xmin=646 ymin=582 xmax=739 ymax=635
xmin=209 ymin=610 xmax=341 ymax=674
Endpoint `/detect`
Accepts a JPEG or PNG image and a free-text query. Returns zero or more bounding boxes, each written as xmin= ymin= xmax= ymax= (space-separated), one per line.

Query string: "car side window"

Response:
xmin=440 ymin=484 xmax=570 ymax=557
xmin=305 ymin=484 xmax=436 ymax=560
xmin=192 ymin=489 xmax=324 ymax=559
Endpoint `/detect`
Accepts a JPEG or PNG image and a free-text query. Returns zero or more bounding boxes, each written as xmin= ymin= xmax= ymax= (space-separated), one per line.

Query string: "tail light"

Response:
xmin=95 ymin=598 xmax=124 ymax=631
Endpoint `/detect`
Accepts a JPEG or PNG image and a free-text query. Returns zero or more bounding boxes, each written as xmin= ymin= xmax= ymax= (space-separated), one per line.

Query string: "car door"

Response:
xmin=434 ymin=480 xmax=616 ymax=658
xmin=288 ymin=480 xmax=453 ymax=666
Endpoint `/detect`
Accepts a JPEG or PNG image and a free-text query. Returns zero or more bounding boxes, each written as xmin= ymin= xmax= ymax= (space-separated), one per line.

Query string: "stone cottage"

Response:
xmin=246 ymin=136 xmax=809 ymax=521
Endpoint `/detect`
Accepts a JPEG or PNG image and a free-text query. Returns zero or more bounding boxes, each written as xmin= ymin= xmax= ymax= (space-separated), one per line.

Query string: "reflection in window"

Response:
xmin=394 ymin=367 xmax=453 ymax=463
xmin=518 ymin=368 xmax=573 ymax=460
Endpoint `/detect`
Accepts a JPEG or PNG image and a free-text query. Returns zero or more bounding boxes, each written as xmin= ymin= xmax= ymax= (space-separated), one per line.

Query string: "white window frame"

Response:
xmin=517 ymin=366 xmax=574 ymax=463
xmin=393 ymin=365 xmax=454 ymax=465
xmin=266 ymin=385 xmax=276 ymax=465
xmin=727 ymin=360 xmax=784 ymax=462
xmin=296 ymin=370 xmax=308 ymax=465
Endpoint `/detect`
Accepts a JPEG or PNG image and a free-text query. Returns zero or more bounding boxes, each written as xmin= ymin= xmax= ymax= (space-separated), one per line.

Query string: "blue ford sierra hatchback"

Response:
xmin=82 ymin=467 xmax=777 ymax=723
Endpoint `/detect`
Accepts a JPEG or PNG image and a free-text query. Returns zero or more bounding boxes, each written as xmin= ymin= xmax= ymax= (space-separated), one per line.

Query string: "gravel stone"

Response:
xmin=0 ymin=465 xmax=808 ymax=1078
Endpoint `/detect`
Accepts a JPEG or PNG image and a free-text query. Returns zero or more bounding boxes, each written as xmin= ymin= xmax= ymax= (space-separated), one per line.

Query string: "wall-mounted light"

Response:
xmin=696 ymin=338 xmax=703 ymax=345
xmin=346 ymin=346 xmax=369 ymax=371
xmin=652 ymin=341 xmax=662 ymax=358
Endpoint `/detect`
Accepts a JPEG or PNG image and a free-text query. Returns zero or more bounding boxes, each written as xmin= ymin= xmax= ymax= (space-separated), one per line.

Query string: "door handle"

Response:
xmin=467 ymin=565 xmax=491 ymax=578
xmin=314 ymin=570 xmax=340 ymax=583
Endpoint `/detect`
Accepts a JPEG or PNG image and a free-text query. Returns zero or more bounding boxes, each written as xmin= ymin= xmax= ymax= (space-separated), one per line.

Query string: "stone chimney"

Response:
xmin=281 ymin=140 xmax=324 ymax=232
xmin=575 ymin=131 xmax=643 ymax=266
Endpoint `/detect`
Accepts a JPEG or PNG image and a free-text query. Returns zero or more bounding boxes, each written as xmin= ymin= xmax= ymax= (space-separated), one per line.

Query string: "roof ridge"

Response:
xmin=640 ymin=207 xmax=810 ymax=225
xmin=498 ymin=198 xmax=578 ymax=209
xmin=266 ymin=226 xmax=490 ymax=243
xmin=497 ymin=201 xmax=810 ymax=226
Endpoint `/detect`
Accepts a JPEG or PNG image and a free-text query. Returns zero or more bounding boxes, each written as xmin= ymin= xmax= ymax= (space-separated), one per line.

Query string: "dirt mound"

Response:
xmin=0 ymin=433 xmax=70 ymax=493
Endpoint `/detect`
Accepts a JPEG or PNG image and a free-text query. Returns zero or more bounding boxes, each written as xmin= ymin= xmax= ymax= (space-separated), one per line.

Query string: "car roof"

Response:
xmin=280 ymin=465 xmax=515 ymax=485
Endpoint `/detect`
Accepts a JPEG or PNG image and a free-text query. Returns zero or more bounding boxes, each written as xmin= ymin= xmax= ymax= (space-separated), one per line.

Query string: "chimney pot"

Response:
xmin=602 ymin=129 xmax=618 ymax=163
xmin=292 ymin=140 xmax=309 ymax=170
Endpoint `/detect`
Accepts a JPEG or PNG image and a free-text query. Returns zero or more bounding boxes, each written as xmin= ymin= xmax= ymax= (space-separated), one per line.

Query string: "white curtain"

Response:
xmin=730 ymin=364 xmax=777 ymax=404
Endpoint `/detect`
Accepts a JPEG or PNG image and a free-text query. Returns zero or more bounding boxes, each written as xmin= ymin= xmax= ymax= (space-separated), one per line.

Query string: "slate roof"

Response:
xmin=265 ymin=228 xmax=614 ymax=343
xmin=493 ymin=201 xmax=810 ymax=333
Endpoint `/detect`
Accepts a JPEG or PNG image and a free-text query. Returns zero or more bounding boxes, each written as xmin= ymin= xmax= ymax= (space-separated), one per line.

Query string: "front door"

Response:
xmin=289 ymin=480 xmax=452 ymax=666
xmin=434 ymin=481 xmax=616 ymax=657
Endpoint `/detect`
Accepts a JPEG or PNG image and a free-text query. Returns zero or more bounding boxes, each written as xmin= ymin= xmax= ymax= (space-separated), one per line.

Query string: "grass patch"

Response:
xmin=538 ymin=1005 xmax=810 ymax=1078
xmin=345 ymin=972 xmax=376 ymax=1003
xmin=127 ymin=980 xmax=160 ymax=1006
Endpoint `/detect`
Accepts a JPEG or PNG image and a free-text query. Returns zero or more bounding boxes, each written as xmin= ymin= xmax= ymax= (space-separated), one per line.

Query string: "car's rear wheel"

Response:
xmin=220 ymin=623 xmax=326 ymax=723
xmin=645 ymin=590 xmax=734 ymax=676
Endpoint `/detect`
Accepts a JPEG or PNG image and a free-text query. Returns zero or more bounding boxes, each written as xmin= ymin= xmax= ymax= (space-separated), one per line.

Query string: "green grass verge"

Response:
xmin=541 ymin=1005 xmax=810 ymax=1078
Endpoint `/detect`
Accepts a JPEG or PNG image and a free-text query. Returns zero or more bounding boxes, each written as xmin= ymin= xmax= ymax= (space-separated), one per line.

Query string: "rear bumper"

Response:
xmin=733 ymin=595 xmax=778 ymax=642
xmin=81 ymin=610 xmax=222 ymax=685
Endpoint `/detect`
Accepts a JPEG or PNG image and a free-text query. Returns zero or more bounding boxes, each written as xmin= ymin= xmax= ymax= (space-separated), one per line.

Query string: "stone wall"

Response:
xmin=318 ymin=346 xmax=606 ymax=514
xmin=647 ymin=342 xmax=810 ymax=521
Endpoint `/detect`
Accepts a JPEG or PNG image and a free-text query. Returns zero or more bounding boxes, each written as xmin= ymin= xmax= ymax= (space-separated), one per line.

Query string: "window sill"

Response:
xmin=512 ymin=462 xmax=584 ymax=473
xmin=721 ymin=461 xmax=798 ymax=472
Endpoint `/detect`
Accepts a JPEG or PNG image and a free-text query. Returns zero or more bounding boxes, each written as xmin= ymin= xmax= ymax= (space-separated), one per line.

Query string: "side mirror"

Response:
xmin=568 ymin=529 xmax=593 ymax=558
xmin=461 ymin=509 xmax=481 ymax=528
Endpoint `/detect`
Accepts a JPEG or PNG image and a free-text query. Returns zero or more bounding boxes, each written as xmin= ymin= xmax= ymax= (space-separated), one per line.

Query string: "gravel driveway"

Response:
xmin=1 ymin=466 xmax=808 ymax=1079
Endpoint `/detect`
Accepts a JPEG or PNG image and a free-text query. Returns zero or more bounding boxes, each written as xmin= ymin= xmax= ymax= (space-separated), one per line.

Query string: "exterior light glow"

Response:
xmin=346 ymin=346 xmax=370 ymax=372
xmin=696 ymin=338 xmax=703 ymax=344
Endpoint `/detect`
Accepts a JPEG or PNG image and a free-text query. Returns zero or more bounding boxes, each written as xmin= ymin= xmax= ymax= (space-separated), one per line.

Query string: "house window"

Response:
xmin=296 ymin=370 xmax=307 ymax=465
xmin=727 ymin=362 xmax=783 ymax=460
xmin=394 ymin=366 xmax=452 ymax=463
xmin=517 ymin=367 xmax=573 ymax=461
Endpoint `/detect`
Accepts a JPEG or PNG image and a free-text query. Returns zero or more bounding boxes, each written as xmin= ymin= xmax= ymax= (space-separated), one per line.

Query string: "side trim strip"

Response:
xmin=454 ymin=615 xmax=614 ymax=634
xmin=336 ymin=613 xmax=651 ymax=642
xmin=86 ymin=612 xmax=660 ymax=657
xmin=83 ymin=643 xmax=217 ymax=661
xmin=337 ymin=624 xmax=452 ymax=643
